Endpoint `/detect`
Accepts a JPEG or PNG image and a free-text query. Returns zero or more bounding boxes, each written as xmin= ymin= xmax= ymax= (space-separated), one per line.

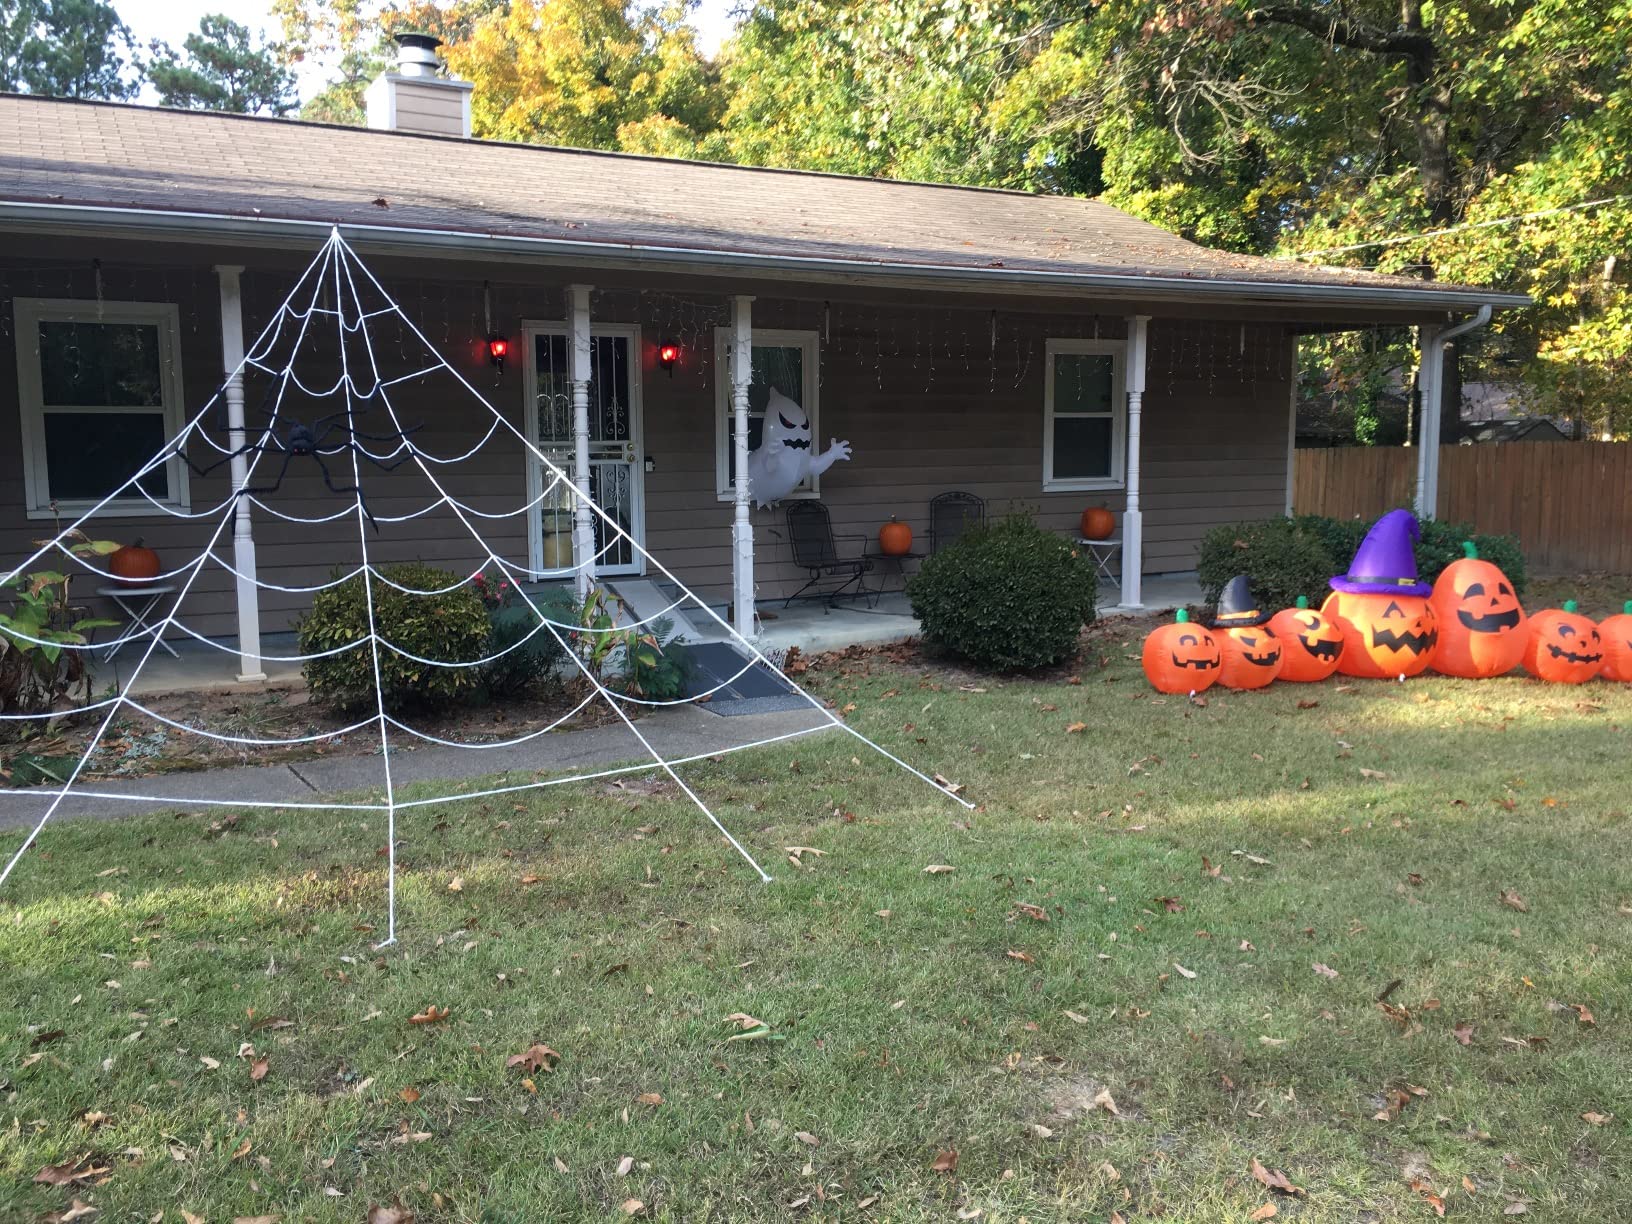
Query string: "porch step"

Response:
xmin=605 ymin=578 xmax=705 ymax=644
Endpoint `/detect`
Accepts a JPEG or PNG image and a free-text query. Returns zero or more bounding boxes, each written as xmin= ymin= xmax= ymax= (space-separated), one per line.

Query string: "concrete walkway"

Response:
xmin=0 ymin=703 xmax=833 ymax=829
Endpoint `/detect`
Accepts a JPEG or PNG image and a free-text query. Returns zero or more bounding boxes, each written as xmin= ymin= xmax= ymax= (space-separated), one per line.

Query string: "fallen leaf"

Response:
xmin=1571 ymin=1002 xmax=1596 ymax=1027
xmin=1005 ymin=950 xmax=1035 ymax=963
xmin=1500 ymin=888 xmax=1529 ymax=913
xmin=1453 ymin=1021 xmax=1475 ymax=1046
xmin=1024 ymin=1122 xmax=1053 ymax=1138
xmin=620 ymin=1201 xmax=645 ymax=1217
xmin=1249 ymin=1158 xmax=1305 ymax=1197
xmin=1155 ymin=896 xmax=1185 ymax=913
xmin=232 ymin=1217 xmax=280 ymax=1224
xmin=923 ymin=865 xmax=956 ymax=874
xmin=1503 ymin=1204 xmax=1529 ymax=1215
xmin=1066 ymin=722 xmax=1087 ymax=734
xmin=446 ymin=876 xmax=464 ymax=892
xmin=1312 ymin=962 xmax=1340 ymax=979
xmin=1409 ymin=1177 xmax=1447 ymax=1217
xmin=1582 ymin=1111 xmax=1613 ymax=1125
xmin=400 ymin=1086 xmax=420 ymax=1104
xmin=616 ymin=1155 xmax=634 ymax=1176
xmin=249 ymin=1057 xmax=269 ymax=1082
xmin=723 ymin=1012 xmax=766 ymax=1031
xmin=1173 ymin=962 xmax=1196 ymax=979
xmin=1249 ymin=1206 xmax=1278 ymax=1222
xmin=931 ymin=1149 xmax=959 ymax=1174
xmin=1093 ymin=1088 xmax=1121 ymax=1116
xmin=636 ymin=1092 xmax=663 ymax=1106
xmin=795 ymin=1131 xmax=820 ymax=1147
xmin=1063 ymin=1010 xmax=1089 ymax=1024
xmin=1359 ymin=767 xmax=1388 ymax=780
xmin=366 ymin=1208 xmax=414 ymax=1224
xmin=409 ymin=1005 xmax=450 ymax=1025
xmin=56 ymin=1203 xmax=98 ymax=1223
xmin=506 ymin=1043 xmax=562 ymax=1073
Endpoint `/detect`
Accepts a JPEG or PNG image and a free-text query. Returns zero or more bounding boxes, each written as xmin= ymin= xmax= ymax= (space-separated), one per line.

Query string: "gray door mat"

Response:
xmin=680 ymin=642 xmax=812 ymax=716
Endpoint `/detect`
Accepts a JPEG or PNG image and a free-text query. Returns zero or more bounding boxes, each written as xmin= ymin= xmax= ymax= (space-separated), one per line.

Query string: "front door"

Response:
xmin=525 ymin=324 xmax=645 ymax=578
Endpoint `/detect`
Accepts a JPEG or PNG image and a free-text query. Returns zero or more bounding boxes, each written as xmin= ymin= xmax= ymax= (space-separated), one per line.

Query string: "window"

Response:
xmin=1043 ymin=339 xmax=1126 ymax=491
xmin=714 ymin=328 xmax=820 ymax=499
xmin=13 ymin=299 xmax=188 ymax=517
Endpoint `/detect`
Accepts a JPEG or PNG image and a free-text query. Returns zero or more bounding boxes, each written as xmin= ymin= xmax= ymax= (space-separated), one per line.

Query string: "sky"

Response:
xmin=117 ymin=0 xmax=742 ymax=98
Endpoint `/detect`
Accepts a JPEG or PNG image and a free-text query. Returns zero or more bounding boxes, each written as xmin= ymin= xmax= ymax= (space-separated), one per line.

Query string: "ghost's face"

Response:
xmin=762 ymin=388 xmax=811 ymax=451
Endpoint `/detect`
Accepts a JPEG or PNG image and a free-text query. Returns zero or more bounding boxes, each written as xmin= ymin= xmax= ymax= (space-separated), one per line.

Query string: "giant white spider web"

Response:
xmin=0 ymin=230 xmax=970 ymax=943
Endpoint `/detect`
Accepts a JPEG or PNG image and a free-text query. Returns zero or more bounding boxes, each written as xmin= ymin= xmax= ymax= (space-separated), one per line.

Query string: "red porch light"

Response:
xmin=658 ymin=341 xmax=679 ymax=376
xmin=487 ymin=333 xmax=509 ymax=371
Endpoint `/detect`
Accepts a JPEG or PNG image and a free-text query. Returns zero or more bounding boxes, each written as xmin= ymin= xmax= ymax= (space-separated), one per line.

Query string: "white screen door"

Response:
xmin=524 ymin=323 xmax=645 ymax=578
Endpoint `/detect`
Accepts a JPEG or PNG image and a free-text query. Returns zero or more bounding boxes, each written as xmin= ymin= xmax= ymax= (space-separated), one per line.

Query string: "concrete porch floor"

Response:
xmin=107 ymin=574 xmax=1204 ymax=698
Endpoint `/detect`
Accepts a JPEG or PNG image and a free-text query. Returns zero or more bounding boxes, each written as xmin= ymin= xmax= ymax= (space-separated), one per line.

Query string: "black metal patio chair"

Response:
xmin=784 ymin=501 xmax=873 ymax=608
xmin=929 ymin=491 xmax=985 ymax=553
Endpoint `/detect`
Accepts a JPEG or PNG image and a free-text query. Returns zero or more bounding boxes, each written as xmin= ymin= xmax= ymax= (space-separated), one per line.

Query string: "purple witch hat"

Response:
xmin=1330 ymin=508 xmax=1431 ymax=596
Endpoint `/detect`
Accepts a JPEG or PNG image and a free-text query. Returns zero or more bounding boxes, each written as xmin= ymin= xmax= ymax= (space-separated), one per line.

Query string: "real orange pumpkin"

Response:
xmin=1522 ymin=600 xmax=1603 ymax=684
xmin=1141 ymin=609 xmax=1221 ymax=694
xmin=1320 ymin=590 xmax=1438 ymax=679
xmin=109 ymin=539 xmax=161 ymax=586
xmin=1599 ymin=601 xmax=1632 ymax=683
xmin=1080 ymin=506 xmax=1115 ymax=540
xmin=878 ymin=517 xmax=912 ymax=557
xmin=1428 ymin=541 xmax=1526 ymax=679
xmin=1216 ymin=625 xmax=1282 ymax=689
xmin=1267 ymin=596 xmax=1344 ymax=682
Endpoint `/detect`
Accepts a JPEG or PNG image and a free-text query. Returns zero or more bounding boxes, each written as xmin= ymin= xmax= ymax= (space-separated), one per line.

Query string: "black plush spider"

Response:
xmin=185 ymin=410 xmax=421 ymax=530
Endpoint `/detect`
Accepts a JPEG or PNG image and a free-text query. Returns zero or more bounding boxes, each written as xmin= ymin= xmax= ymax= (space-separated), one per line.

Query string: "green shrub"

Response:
xmin=1198 ymin=511 xmax=1528 ymax=611
xmin=619 ymin=617 xmax=695 ymax=701
xmin=907 ymin=516 xmax=1097 ymax=670
xmin=298 ymin=564 xmax=492 ymax=712
xmin=480 ymin=594 xmax=573 ymax=701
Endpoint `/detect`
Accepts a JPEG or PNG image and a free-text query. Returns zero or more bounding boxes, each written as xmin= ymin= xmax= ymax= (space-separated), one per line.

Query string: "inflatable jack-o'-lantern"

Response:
xmin=1212 ymin=575 xmax=1282 ymax=689
xmin=1428 ymin=540 xmax=1526 ymax=679
xmin=1142 ymin=608 xmax=1221 ymax=694
xmin=1268 ymin=595 xmax=1344 ymax=682
xmin=1600 ymin=601 xmax=1632 ymax=683
xmin=1322 ymin=509 xmax=1437 ymax=679
xmin=1523 ymin=600 xmax=1603 ymax=684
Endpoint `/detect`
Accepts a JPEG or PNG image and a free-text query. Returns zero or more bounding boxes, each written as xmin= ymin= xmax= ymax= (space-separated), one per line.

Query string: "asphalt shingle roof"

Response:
xmin=0 ymin=95 xmax=1523 ymax=308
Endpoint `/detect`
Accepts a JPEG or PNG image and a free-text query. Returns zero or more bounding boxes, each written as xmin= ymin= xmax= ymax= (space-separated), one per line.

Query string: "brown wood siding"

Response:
xmin=2 ymin=249 xmax=1292 ymax=642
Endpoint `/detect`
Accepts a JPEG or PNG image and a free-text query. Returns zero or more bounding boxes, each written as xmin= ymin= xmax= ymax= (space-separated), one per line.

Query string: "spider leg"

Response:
xmin=313 ymin=452 xmax=377 ymax=532
xmin=237 ymin=446 xmax=297 ymax=502
xmin=180 ymin=439 xmax=263 ymax=480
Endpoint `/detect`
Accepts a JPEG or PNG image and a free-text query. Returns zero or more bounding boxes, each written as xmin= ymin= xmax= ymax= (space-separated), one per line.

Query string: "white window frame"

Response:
xmin=1043 ymin=337 xmax=1127 ymax=492
xmin=13 ymin=298 xmax=190 ymax=519
xmin=713 ymin=327 xmax=822 ymax=501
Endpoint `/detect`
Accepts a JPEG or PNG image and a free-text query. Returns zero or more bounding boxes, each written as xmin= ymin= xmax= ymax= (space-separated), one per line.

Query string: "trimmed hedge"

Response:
xmin=1198 ymin=511 xmax=1527 ymax=611
xmin=907 ymin=516 xmax=1097 ymax=670
xmin=298 ymin=564 xmax=493 ymax=712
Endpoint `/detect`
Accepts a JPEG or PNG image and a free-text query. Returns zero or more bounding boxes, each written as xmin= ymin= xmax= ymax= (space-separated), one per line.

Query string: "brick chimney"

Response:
xmin=364 ymin=33 xmax=473 ymax=139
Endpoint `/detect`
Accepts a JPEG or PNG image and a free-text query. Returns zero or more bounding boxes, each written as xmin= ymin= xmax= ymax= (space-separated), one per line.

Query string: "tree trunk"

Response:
xmin=1400 ymin=0 xmax=1455 ymax=227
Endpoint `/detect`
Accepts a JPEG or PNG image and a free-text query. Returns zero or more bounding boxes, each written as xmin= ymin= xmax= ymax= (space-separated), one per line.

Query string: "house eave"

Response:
xmin=0 ymin=200 xmax=1532 ymax=315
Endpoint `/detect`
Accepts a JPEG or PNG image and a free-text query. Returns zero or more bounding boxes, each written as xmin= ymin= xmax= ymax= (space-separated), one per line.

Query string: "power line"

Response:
xmin=1286 ymin=193 xmax=1630 ymax=260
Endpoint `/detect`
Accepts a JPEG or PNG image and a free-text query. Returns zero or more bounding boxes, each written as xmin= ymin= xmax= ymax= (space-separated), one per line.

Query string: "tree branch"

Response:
xmin=1250 ymin=4 xmax=1436 ymax=61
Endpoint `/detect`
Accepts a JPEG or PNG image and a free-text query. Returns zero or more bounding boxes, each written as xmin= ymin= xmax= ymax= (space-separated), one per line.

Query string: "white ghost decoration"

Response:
xmin=744 ymin=387 xmax=852 ymax=507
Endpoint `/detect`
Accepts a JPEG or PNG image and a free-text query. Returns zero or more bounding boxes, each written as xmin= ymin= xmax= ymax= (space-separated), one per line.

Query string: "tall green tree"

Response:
xmin=146 ymin=14 xmax=298 ymax=115
xmin=1 ymin=0 xmax=137 ymax=99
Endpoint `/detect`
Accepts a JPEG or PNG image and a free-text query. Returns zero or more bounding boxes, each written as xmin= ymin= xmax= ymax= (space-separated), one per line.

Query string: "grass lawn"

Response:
xmin=3 ymin=625 xmax=1630 ymax=1222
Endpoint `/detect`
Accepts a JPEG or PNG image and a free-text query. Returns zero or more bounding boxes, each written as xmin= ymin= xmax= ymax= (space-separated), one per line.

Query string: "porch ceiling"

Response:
xmin=0 ymin=96 xmax=1527 ymax=321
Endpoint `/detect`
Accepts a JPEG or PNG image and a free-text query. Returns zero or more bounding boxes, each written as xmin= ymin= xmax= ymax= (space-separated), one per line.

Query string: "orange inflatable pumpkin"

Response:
xmin=1523 ymin=600 xmax=1603 ymax=684
xmin=1141 ymin=609 xmax=1221 ymax=694
xmin=1268 ymin=596 xmax=1343 ymax=682
xmin=1600 ymin=601 xmax=1632 ymax=683
xmin=1428 ymin=541 xmax=1526 ymax=679
xmin=1321 ymin=591 xmax=1438 ymax=679
xmin=1218 ymin=626 xmax=1282 ymax=688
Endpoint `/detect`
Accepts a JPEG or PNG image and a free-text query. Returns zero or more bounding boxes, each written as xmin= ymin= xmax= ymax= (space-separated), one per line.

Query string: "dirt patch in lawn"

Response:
xmin=2 ymin=684 xmax=624 ymax=781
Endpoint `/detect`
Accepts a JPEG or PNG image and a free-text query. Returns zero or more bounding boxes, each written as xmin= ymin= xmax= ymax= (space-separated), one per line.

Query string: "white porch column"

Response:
xmin=1414 ymin=323 xmax=1441 ymax=519
xmin=1119 ymin=315 xmax=1149 ymax=609
xmin=730 ymin=295 xmax=756 ymax=635
xmin=569 ymin=284 xmax=595 ymax=599
xmin=216 ymin=265 xmax=265 ymax=682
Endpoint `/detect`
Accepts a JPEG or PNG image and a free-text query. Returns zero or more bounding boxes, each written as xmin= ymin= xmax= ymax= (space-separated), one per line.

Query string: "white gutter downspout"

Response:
xmin=1414 ymin=305 xmax=1491 ymax=518
xmin=216 ymin=264 xmax=265 ymax=682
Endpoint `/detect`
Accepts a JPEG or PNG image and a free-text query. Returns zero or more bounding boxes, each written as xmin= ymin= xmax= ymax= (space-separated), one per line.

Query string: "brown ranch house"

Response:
xmin=0 ymin=39 xmax=1526 ymax=683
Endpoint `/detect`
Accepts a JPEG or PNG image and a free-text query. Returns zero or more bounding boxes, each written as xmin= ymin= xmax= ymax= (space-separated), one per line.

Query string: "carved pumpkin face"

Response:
xmin=1321 ymin=590 xmax=1438 ymax=679
xmin=1523 ymin=602 xmax=1603 ymax=684
xmin=1217 ymin=625 xmax=1282 ymax=690
xmin=1600 ymin=601 xmax=1632 ymax=684
xmin=1428 ymin=545 xmax=1526 ymax=678
xmin=1142 ymin=612 xmax=1221 ymax=694
xmin=1268 ymin=598 xmax=1344 ymax=682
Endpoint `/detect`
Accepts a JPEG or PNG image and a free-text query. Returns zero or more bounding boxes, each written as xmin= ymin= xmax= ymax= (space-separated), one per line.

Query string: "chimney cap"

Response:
xmin=391 ymin=30 xmax=443 ymax=77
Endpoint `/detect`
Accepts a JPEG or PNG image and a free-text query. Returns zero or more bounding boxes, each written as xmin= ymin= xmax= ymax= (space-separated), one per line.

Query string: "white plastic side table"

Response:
xmin=95 ymin=584 xmax=180 ymax=661
xmin=1076 ymin=535 xmax=1123 ymax=586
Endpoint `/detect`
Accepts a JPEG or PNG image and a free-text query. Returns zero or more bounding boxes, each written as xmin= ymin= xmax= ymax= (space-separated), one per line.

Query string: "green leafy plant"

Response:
xmin=1199 ymin=512 xmax=1528 ymax=611
xmin=0 ymin=567 xmax=117 ymax=718
xmin=906 ymin=516 xmax=1097 ymax=671
xmin=297 ymin=564 xmax=492 ymax=713
xmin=479 ymin=591 xmax=573 ymax=702
xmin=619 ymin=616 xmax=694 ymax=701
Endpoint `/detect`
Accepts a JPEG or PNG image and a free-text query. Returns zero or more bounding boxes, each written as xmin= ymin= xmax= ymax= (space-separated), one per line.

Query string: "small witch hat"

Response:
xmin=1330 ymin=508 xmax=1431 ymax=597
xmin=1211 ymin=574 xmax=1271 ymax=627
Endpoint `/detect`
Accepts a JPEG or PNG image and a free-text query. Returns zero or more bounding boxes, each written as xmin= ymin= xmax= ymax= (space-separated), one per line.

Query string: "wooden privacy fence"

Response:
xmin=1294 ymin=441 xmax=1632 ymax=574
